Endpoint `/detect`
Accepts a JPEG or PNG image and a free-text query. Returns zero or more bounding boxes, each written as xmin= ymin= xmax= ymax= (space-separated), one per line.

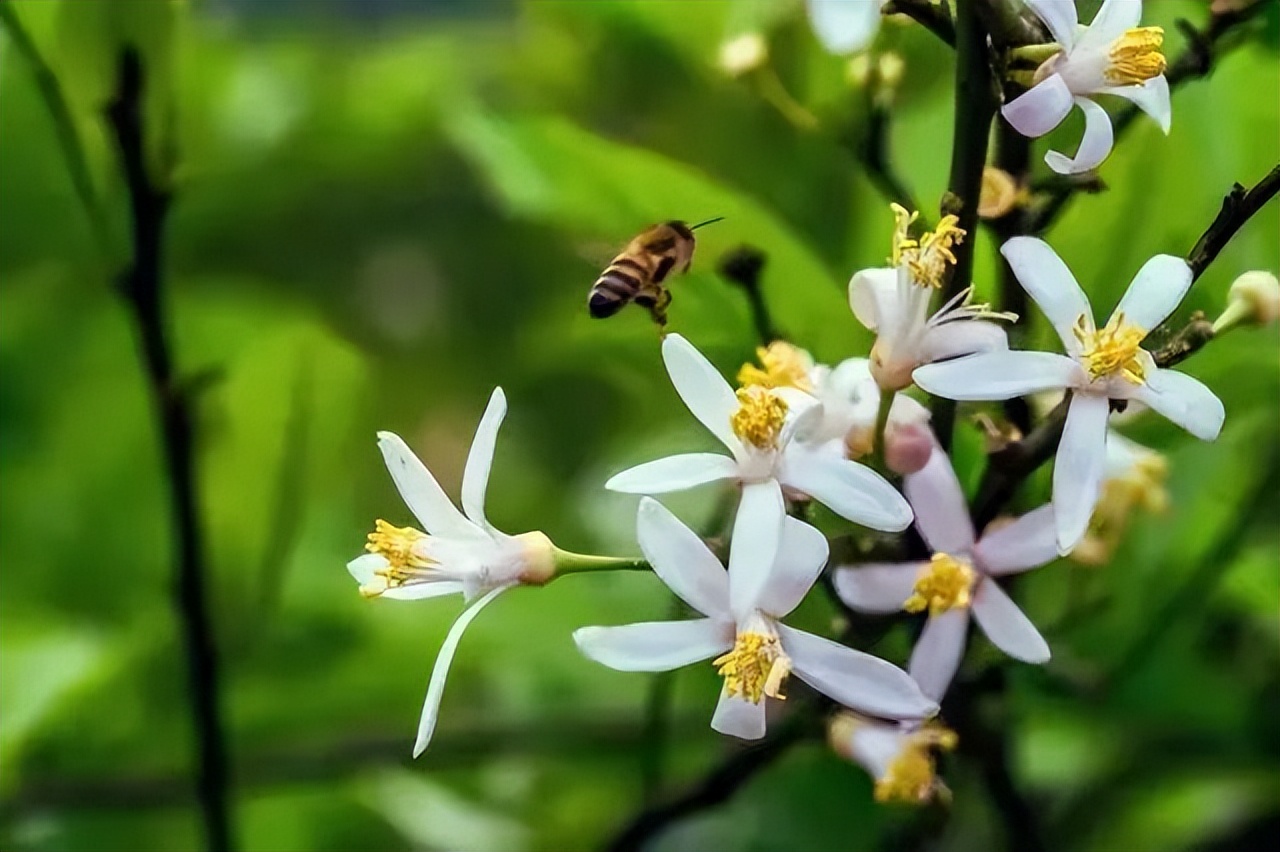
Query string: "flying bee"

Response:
xmin=587 ymin=217 xmax=723 ymax=327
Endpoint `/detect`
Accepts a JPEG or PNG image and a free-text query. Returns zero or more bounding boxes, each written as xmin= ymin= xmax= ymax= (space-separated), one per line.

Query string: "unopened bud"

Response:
xmin=978 ymin=167 xmax=1021 ymax=219
xmin=885 ymin=422 xmax=935 ymax=475
xmin=1214 ymin=271 xmax=1280 ymax=333
xmin=719 ymin=33 xmax=768 ymax=78
xmin=847 ymin=54 xmax=873 ymax=88
xmin=878 ymin=52 xmax=905 ymax=88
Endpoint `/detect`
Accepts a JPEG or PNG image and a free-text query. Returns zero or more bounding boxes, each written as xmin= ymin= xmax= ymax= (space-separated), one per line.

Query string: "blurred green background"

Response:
xmin=1 ymin=1 xmax=1277 ymax=850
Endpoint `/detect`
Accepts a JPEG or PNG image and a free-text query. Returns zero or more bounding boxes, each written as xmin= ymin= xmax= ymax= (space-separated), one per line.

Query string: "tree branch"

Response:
xmin=1186 ymin=164 xmax=1280 ymax=281
xmin=106 ymin=49 xmax=235 ymax=852
xmin=883 ymin=0 xmax=956 ymax=47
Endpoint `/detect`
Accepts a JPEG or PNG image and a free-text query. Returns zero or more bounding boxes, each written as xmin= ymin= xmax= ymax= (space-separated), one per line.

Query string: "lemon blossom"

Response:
xmin=347 ymin=388 xmax=555 ymax=757
xmin=913 ymin=237 xmax=1223 ymax=552
xmin=835 ymin=449 xmax=1056 ymax=697
xmin=607 ymin=334 xmax=912 ymax=614
xmin=830 ymin=713 xmax=958 ymax=805
xmin=575 ymin=499 xmax=937 ymax=740
xmin=806 ymin=0 xmax=887 ymax=55
xmin=850 ymin=205 xmax=1013 ymax=391
xmin=1003 ymin=0 xmax=1171 ymax=174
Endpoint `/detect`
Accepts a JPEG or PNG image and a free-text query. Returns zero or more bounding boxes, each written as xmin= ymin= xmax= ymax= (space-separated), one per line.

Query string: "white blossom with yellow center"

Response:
xmin=575 ymin=499 xmax=937 ymax=740
xmin=1003 ymin=0 xmax=1171 ymax=174
xmin=831 ymin=713 xmax=959 ymax=806
xmin=346 ymin=388 xmax=554 ymax=758
xmin=849 ymin=205 xmax=1013 ymax=392
xmin=835 ymin=450 xmax=1057 ymax=698
xmin=915 ymin=238 xmax=1223 ymax=553
xmin=607 ymin=334 xmax=912 ymax=613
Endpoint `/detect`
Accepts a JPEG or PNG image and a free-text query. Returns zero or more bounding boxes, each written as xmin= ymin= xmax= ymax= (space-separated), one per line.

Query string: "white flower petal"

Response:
xmin=779 ymin=625 xmax=938 ymax=719
xmin=573 ymin=618 xmax=732 ymax=672
xmin=636 ymin=498 xmax=731 ymax=619
xmin=971 ymin=580 xmax=1050 ymax=663
xmin=1113 ymin=254 xmax=1193 ymax=333
xmin=710 ymin=688 xmax=768 ymax=740
xmin=904 ymin=448 xmax=975 ymax=554
xmin=1133 ymin=367 xmax=1225 ymax=441
xmin=757 ymin=517 xmax=829 ymax=618
xmin=383 ymin=581 xmax=467 ymax=601
xmin=849 ymin=267 xmax=900 ymax=332
xmin=662 ymin=334 xmax=741 ymax=452
xmin=913 ymin=350 xmax=1083 ymax=401
xmin=1098 ymin=75 xmax=1170 ymax=134
xmin=377 ymin=432 xmax=484 ymax=540
xmin=412 ymin=584 xmax=509 ymax=758
xmin=1045 ymin=96 xmax=1114 ymax=175
xmin=460 ymin=388 xmax=506 ymax=528
xmin=1002 ymin=73 xmax=1074 ymax=138
xmin=1077 ymin=0 xmax=1143 ymax=51
xmin=849 ymin=724 xmax=905 ymax=778
xmin=907 ymin=608 xmax=970 ymax=702
xmin=729 ymin=479 xmax=786 ymax=620
xmin=974 ymin=505 xmax=1058 ymax=575
xmin=781 ymin=450 xmax=913 ymax=532
xmin=920 ymin=319 xmax=1009 ymax=363
xmin=605 ymin=453 xmax=739 ymax=494
xmin=1053 ymin=393 xmax=1110 ymax=553
xmin=806 ymin=0 xmax=883 ymax=54
xmin=1000 ymin=236 xmax=1093 ymax=354
xmin=833 ymin=563 xmax=922 ymax=613
xmin=347 ymin=553 xmax=385 ymax=585
xmin=1026 ymin=0 xmax=1079 ymax=50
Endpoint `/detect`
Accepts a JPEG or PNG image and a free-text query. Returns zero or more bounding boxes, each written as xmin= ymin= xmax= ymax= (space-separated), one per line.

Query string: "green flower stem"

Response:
xmin=872 ymin=386 xmax=895 ymax=469
xmin=553 ymin=548 xmax=651 ymax=577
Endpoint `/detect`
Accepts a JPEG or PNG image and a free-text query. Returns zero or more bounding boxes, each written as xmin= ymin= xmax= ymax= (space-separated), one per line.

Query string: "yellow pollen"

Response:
xmin=737 ymin=341 xmax=814 ymax=391
xmin=730 ymin=386 xmax=789 ymax=450
xmin=904 ymin=553 xmax=976 ymax=616
xmin=888 ymin=203 xmax=965 ymax=289
xmin=1105 ymin=27 xmax=1166 ymax=86
xmin=714 ymin=631 xmax=792 ymax=704
xmin=874 ymin=726 xmax=958 ymax=805
xmin=362 ymin=519 xmax=432 ymax=596
xmin=1073 ymin=312 xmax=1148 ymax=384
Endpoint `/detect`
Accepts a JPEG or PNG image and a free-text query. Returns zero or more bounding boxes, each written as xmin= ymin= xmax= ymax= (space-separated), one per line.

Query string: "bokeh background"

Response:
xmin=1 ymin=1 xmax=1277 ymax=850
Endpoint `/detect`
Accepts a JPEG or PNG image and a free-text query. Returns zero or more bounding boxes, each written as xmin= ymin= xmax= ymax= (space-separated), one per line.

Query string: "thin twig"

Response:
xmin=106 ymin=49 xmax=235 ymax=852
xmin=718 ymin=245 xmax=780 ymax=345
xmin=1186 ymin=164 xmax=1280 ymax=281
xmin=883 ymin=0 xmax=957 ymax=47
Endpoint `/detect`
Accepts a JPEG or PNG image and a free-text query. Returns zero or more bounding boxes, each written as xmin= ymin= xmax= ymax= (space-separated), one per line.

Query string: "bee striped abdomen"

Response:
xmin=589 ymin=256 xmax=650 ymax=318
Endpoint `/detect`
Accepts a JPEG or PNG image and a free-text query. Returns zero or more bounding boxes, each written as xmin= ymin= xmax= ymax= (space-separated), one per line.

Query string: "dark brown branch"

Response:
xmin=718 ymin=245 xmax=780 ymax=345
xmin=858 ymin=101 xmax=922 ymax=215
xmin=1030 ymin=6 xmax=1269 ymax=233
xmin=1186 ymin=164 xmax=1280 ymax=281
xmin=106 ymin=49 xmax=235 ymax=852
xmin=883 ymin=0 xmax=956 ymax=47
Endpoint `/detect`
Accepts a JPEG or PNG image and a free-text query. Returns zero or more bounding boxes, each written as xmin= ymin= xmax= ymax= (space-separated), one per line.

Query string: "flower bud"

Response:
xmin=878 ymin=52 xmax=905 ymax=89
xmin=1215 ymin=271 xmax=1280 ymax=332
xmin=885 ymin=422 xmax=935 ymax=475
xmin=978 ymin=167 xmax=1020 ymax=219
xmin=846 ymin=54 xmax=873 ymax=88
xmin=719 ymin=33 xmax=768 ymax=78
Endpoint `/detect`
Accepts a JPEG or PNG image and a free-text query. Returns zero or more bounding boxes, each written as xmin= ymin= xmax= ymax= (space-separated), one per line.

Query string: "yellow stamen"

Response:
xmin=362 ymin=519 xmax=432 ymax=596
xmin=737 ymin=341 xmax=814 ymax=391
xmin=1105 ymin=27 xmax=1166 ymax=86
xmin=874 ymin=725 xmax=958 ymax=805
xmin=714 ymin=631 xmax=792 ymax=703
xmin=904 ymin=553 xmax=975 ymax=616
xmin=730 ymin=386 xmax=789 ymax=450
xmin=888 ymin=203 xmax=966 ymax=288
xmin=1073 ymin=312 xmax=1148 ymax=384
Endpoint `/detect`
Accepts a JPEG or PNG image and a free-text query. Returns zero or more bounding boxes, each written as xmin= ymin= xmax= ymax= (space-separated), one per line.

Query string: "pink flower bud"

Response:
xmin=886 ymin=423 xmax=935 ymax=475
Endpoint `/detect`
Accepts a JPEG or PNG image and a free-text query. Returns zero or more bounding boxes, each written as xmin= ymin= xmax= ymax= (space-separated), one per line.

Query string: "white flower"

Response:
xmin=850 ymin=205 xmax=1012 ymax=391
xmin=913 ymin=237 xmax=1224 ymax=552
xmin=575 ymin=498 xmax=937 ymax=739
xmin=347 ymin=388 xmax=554 ymax=757
xmin=1003 ymin=0 xmax=1171 ymax=175
xmin=607 ymin=334 xmax=912 ymax=611
xmin=835 ymin=449 xmax=1055 ymax=698
xmin=807 ymin=357 xmax=931 ymax=462
xmin=830 ymin=712 xmax=958 ymax=805
xmin=807 ymin=0 xmax=886 ymax=55
xmin=1072 ymin=430 xmax=1168 ymax=565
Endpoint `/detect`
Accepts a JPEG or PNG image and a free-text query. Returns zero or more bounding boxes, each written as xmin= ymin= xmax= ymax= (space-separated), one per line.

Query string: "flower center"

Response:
xmin=714 ymin=630 xmax=791 ymax=704
xmin=874 ymin=726 xmax=958 ymax=804
xmin=1105 ymin=27 xmax=1166 ymax=86
xmin=362 ymin=519 xmax=432 ymax=597
xmin=730 ymin=386 xmax=789 ymax=450
xmin=889 ymin=203 xmax=966 ymax=289
xmin=1073 ymin=312 xmax=1148 ymax=384
xmin=904 ymin=553 xmax=976 ymax=616
xmin=737 ymin=341 xmax=813 ymax=391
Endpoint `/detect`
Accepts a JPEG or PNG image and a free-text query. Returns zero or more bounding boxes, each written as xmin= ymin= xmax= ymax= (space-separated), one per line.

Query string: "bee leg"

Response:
xmin=648 ymin=288 xmax=672 ymax=332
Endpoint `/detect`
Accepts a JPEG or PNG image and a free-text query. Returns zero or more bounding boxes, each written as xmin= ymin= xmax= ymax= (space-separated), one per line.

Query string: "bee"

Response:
xmin=587 ymin=217 xmax=723 ymax=326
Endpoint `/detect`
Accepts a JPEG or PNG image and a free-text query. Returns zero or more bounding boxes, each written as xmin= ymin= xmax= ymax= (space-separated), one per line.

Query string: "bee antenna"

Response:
xmin=689 ymin=217 xmax=725 ymax=231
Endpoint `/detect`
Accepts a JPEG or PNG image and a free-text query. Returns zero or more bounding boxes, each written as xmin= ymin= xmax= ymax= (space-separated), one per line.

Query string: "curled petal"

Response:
xmin=1045 ymin=97 xmax=1114 ymax=175
xmin=833 ymin=563 xmax=922 ymax=614
xmin=605 ymin=453 xmax=739 ymax=494
xmin=573 ymin=618 xmax=732 ymax=672
xmin=849 ymin=267 xmax=901 ymax=332
xmin=971 ymin=580 xmax=1050 ymax=663
xmin=908 ymin=608 xmax=970 ymax=703
xmin=1003 ymin=74 xmax=1074 ymax=138
xmin=1133 ymin=367 xmax=1225 ymax=442
xmin=636 ymin=498 xmax=731 ymax=619
xmin=1099 ymin=75 xmax=1171 ymax=134
xmin=461 ymin=388 xmax=507 ymax=528
xmin=1054 ymin=394 xmax=1110 ymax=553
xmin=1077 ymin=0 xmax=1143 ymax=52
xmin=920 ymin=320 xmax=1008 ymax=364
xmin=1026 ymin=0 xmax=1079 ymax=50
